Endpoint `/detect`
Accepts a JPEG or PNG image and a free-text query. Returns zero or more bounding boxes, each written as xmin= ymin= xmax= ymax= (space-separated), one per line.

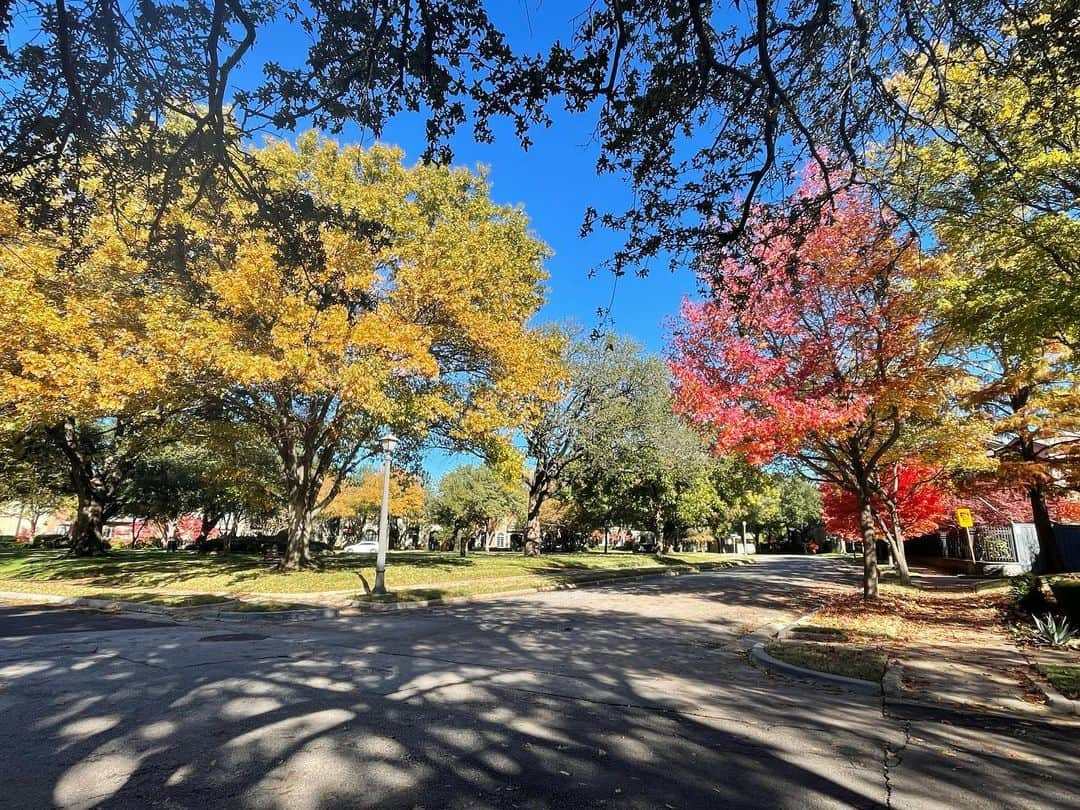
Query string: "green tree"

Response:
xmin=0 ymin=431 xmax=72 ymax=541
xmin=426 ymin=465 xmax=524 ymax=557
xmin=523 ymin=332 xmax=671 ymax=555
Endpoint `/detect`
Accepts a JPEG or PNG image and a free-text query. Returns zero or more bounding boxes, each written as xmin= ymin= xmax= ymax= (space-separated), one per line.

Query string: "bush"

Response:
xmin=33 ymin=533 xmax=72 ymax=550
xmin=1011 ymin=573 xmax=1050 ymax=614
xmin=1050 ymin=578 xmax=1080 ymax=625
xmin=1032 ymin=613 xmax=1078 ymax=646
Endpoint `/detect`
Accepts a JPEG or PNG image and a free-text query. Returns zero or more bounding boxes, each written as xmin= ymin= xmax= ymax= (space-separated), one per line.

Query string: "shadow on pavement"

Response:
xmin=0 ymin=557 xmax=1074 ymax=809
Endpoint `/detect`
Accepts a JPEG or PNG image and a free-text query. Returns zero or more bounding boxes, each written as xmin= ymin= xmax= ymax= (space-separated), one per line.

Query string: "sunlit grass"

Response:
xmin=0 ymin=549 xmax=751 ymax=602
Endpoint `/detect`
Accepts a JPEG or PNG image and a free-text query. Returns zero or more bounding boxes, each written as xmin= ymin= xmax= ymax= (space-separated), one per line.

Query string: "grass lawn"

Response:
xmin=1038 ymin=664 xmax=1080 ymax=699
xmin=0 ymin=549 xmax=750 ymax=605
xmin=765 ymin=641 xmax=887 ymax=682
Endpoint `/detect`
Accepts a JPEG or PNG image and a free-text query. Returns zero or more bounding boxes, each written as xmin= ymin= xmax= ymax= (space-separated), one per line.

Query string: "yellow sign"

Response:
xmin=955 ymin=508 xmax=974 ymax=529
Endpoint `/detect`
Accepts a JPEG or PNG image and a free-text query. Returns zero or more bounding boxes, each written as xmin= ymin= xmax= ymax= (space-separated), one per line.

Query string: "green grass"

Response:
xmin=225 ymin=600 xmax=317 ymax=613
xmin=765 ymin=641 xmax=887 ymax=683
xmin=0 ymin=549 xmax=751 ymax=603
xmin=1038 ymin=664 xmax=1080 ymax=699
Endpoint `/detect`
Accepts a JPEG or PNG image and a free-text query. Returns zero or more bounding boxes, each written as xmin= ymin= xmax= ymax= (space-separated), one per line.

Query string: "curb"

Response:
xmin=206 ymin=606 xmax=342 ymax=622
xmin=884 ymin=659 xmax=1080 ymax=726
xmin=1040 ymin=682 xmax=1080 ymax=716
xmin=882 ymin=694 xmax=1080 ymax=728
xmin=1032 ymin=670 xmax=1080 ymax=717
xmin=882 ymin=659 xmax=904 ymax=697
xmin=0 ymin=590 xmax=201 ymax=618
xmin=776 ymin=606 xmax=825 ymax=640
xmin=750 ymin=641 xmax=881 ymax=695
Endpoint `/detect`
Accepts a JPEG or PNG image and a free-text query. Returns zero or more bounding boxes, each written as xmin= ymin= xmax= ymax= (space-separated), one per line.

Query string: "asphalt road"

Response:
xmin=0 ymin=556 xmax=1076 ymax=809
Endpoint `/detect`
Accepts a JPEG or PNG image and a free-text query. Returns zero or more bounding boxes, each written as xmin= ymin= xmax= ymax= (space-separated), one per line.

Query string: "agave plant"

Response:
xmin=1032 ymin=613 xmax=1078 ymax=646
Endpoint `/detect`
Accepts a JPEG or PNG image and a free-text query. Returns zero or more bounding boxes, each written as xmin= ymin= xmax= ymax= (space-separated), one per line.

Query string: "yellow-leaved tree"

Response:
xmin=317 ymin=470 xmax=426 ymax=548
xmin=186 ymin=135 xmax=561 ymax=568
xmin=0 ymin=192 xmax=197 ymax=555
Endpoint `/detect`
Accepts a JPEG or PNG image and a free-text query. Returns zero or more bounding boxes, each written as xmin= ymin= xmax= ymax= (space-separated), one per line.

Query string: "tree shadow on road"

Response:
xmin=1 ymin=557 xmax=1075 ymax=809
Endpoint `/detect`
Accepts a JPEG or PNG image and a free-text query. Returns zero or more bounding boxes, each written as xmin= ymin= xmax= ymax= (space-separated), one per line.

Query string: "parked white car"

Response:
xmin=342 ymin=540 xmax=379 ymax=554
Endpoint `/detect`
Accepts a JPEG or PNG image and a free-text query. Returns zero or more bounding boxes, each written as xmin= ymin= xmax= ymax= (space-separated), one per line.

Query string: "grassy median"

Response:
xmin=765 ymin=641 xmax=887 ymax=683
xmin=0 ymin=549 xmax=750 ymax=606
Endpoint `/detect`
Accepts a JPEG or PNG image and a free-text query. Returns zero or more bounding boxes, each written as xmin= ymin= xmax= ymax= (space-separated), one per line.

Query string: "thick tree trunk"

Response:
xmin=1028 ymin=484 xmax=1065 ymax=574
xmin=282 ymin=483 xmax=316 ymax=570
xmin=195 ymin=512 xmax=222 ymax=547
xmin=654 ymin=507 xmax=666 ymax=554
xmin=458 ymin=527 xmax=469 ymax=557
xmin=327 ymin=517 xmax=342 ymax=550
xmin=70 ymin=485 xmax=108 ymax=556
xmin=857 ymin=495 xmax=879 ymax=600
xmin=524 ymin=480 xmax=544 ymax=556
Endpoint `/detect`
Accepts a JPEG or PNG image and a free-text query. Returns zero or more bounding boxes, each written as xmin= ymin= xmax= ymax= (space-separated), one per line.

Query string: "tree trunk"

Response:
xmin=282 ymin=481 xmax=316 ymax=570
xmin=524 ymin=480 xmax=544 ymax=556
xmin=196 ymin=512 xmax=222 ymax=547
xmin=856 ymin=494 xmax=879 ymax=600
xmin=880 ymin=500 xmax=911 ymax=586
xmin=654 ymin=507 xmax=666 ymax=554
xmin=1028 ymin=483 xmax=1065 ymax=574
xmin=458 ymin=527 xmax=469 ymax=557
xmin=13 ymin=504 xmax=25 ymax=543
xmin=70 ymin=484 xmax=108 ymax=556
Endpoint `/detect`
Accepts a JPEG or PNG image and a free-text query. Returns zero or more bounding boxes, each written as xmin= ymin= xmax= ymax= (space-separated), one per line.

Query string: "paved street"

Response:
xmin=0 ymin=557 xmax=1076 ymax=809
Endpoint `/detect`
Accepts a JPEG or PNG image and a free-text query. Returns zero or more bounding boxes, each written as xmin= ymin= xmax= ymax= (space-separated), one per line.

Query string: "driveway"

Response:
xmin=0 ymin=556 xmax=1075 ymax=809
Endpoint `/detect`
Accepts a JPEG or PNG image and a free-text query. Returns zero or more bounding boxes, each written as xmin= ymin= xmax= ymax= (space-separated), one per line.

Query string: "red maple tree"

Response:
xmin=822 ymin=462 xmax=950 ymax=541
xmin=670 ymin=170 xmax=951 ymax=597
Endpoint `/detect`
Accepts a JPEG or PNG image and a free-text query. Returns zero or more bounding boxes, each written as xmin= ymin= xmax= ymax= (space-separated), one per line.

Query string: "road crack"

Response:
xmin=882 ymin=716 xmax=911 ymax=808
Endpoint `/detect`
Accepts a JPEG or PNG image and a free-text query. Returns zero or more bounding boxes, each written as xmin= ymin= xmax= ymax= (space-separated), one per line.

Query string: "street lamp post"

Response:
xmin=372 ymin=433 xmax=398 ymax=595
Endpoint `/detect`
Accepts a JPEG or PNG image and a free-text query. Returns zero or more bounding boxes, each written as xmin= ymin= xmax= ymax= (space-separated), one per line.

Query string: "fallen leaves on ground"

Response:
xmin=811 ymin=587 xmax=1011 ymax=648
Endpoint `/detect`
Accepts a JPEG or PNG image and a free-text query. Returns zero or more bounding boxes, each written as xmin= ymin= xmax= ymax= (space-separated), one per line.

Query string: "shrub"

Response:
xmin=1011 ymin=573 xmax=1049 ymax=614
xmin=1050 ymin=579 xmax=1080 ymax=625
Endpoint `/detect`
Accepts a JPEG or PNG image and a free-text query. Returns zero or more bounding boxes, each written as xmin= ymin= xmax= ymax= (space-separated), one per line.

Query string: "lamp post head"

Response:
xmin=380 ymin=433 xmax=399 ymax=454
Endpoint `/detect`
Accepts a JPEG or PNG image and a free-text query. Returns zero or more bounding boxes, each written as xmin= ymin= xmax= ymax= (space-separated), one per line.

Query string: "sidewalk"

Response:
xmin=780 ymin=568 xmax=1080 ymax=723
xmin=890 ymin=639 xmax=1066 ymax=720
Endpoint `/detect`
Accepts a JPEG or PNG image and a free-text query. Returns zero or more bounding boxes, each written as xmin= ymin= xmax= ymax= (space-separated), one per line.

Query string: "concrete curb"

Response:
xmin=884 ymin=659 xmax=1080 ymax=726
xmin=882 ymin=659 xmax=904 ymax=697
xmin=207 ymin=606 xmax=342 ymax=622
xmin=882 ymin=693 xmax=1080 ymax=728
xmin=775 ymin=606 xmax=825 ymax=640
xmin=1033 ymin=672 xmax=1080 ymax=717
xmin=750 ymin=641 xmax=882 ymax=695
xmin=0 ymin=590 xmax=211 ymax=617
